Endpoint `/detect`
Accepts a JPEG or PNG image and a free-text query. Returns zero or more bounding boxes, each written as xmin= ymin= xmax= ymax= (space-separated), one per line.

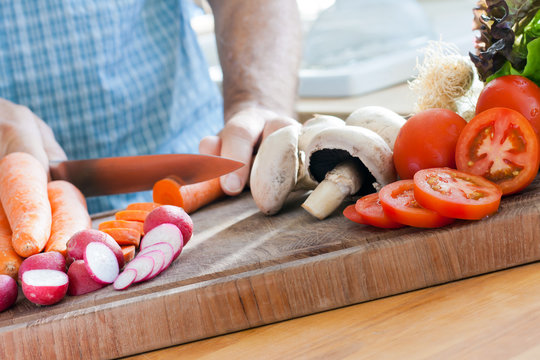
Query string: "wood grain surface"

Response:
xmin=0 ymin=176 xmax=538 ymax=360
xmin=129 ymin=261 xmax=540 ymax=360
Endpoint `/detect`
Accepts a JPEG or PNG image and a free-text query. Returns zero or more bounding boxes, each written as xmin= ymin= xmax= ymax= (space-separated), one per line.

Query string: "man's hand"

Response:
xmin=205 ymin=0 xmax=302 ymax=196
xmin=0 ymin=99 xmax=67 ymax=171
xmin=199 ymin=107 xmax=298 ymax=195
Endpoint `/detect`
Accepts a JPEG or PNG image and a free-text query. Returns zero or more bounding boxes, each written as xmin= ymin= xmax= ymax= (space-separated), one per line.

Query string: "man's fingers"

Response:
xmin=261 ymin=116 xmax=299 ymax=140
xmin=34 ymin=116 xmax=67 ymax=162
xmin=219 ymin=110 xmax=266 ymax=195
xmin=199 ymin=135 xmax=221 ymax=156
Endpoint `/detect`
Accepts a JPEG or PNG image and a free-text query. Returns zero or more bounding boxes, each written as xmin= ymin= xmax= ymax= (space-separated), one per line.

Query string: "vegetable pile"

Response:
xmin=0 ymin=154 xmax=209 ymax=312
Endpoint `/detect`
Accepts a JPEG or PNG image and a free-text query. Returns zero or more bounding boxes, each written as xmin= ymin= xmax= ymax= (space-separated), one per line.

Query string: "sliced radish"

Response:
xmin=140 ymin=224 xmax=183 ymax=260
xmin=0 ymin=275 xmax=18 ymax=312
xmin=18 ymin=251 xmax=66 ymax=283
xmin=83 ymin=242 xmax=120 ymax=284
xmin=67 ymin=260 xmax=106 ymax=296
xmin=125 ymin=256 xmax=155 ymax=283
xmin=21 ymin=269 xmax=69 ymax=306
xmin=137 ymin=250 xmax=165 ymax=280
xmin=113 ymin=269 xmax=138 ymax=290
xmin=67 ymin=229 xmax=124 ymax=268
xmin=138 ymin=242 xmax=175 ymax=273
xmin=143 ymin=205 xmax=193 ymax=244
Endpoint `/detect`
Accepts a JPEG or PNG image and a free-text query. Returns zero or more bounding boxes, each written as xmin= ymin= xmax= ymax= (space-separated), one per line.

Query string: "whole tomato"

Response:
xmin=476 ymin=75 xmax=540 ymax=138
xmin=393 ymin=108 xmax=467 ymax=179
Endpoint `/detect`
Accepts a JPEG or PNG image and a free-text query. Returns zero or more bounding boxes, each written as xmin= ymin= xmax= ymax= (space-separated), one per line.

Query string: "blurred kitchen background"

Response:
xmin=190 ymin=0 xmax=476 ymax=119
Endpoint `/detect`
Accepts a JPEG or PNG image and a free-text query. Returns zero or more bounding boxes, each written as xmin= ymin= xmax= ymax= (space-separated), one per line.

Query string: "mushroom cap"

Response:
xmin=345 ymin=106 xmax=406 ymax=150
xmin=299 ymin=114 xmax=345 ymax=151
xmin=296 ymin=114 xmax=345 ymax=190
xmin=305 ymin=125 xmax=397 ymax=192
xmin=250 ymin=124 xmax=301 ymax=215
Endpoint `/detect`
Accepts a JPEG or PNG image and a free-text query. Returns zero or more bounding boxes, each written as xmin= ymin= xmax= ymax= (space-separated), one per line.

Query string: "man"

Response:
xmin=0 ymin=0 xmax=302 ymax=213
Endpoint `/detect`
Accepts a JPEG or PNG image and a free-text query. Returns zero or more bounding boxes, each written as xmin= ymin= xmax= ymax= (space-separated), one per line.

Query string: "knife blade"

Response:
xmin=49 ymin=154 xmax=244 ymax=197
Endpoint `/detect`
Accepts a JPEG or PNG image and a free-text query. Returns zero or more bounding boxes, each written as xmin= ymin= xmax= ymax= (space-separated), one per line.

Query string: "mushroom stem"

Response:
xmin=301 ymin=160 xmax=362 ymax=220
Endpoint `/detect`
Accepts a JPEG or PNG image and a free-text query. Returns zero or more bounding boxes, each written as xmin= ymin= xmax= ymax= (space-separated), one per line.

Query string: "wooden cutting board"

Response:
xmin=1 ymin=176 xmax=539 ymax=360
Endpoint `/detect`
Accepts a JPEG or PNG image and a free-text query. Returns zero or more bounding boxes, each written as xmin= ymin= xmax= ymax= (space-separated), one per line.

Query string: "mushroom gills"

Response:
xmin=301 ymin=149 xmax=375 ymax=220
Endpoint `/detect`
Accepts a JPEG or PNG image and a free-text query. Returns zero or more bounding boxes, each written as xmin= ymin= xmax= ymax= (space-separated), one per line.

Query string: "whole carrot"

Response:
xmin=45 ymin=180 xmax=92 ymax=257
xmin=152 ymin=177 xmax=224 ymax=213
xmin=0 ymin=152 xmax=51 ymax=257
xmin=0 ymin=202 xmax=23 ymax=279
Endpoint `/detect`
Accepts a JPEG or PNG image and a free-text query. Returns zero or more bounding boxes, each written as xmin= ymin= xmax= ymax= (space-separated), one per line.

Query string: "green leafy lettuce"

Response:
xmin=470 ymin=0 xmax=540 ymax=86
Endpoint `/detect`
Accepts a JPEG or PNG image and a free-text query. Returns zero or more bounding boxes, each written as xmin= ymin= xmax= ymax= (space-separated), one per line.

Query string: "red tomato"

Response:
xmin=354 ymin=193 xmax=404 ymax=229
xmin=343 ymin=204 xmax=365 ymax=224
xmin=378 ymin=180 xmax=454 ymax=228
xmin=413 ymin=168 xmax=502 ymax=220
xmin=455 ymin=107 xmax=539 ymax=195
xmin=476 ymin=75 xmax=540 ymax=139
xmin=393 ymin=108 xmax=467 ymax=179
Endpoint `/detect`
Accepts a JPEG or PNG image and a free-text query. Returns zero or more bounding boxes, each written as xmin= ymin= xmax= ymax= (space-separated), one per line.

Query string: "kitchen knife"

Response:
xmin=49 ymin=154 xmax=244 ymax=197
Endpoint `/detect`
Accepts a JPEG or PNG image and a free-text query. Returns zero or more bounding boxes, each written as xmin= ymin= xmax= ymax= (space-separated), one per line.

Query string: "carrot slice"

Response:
xmin=0 ymin=152 xmax=52 ymax=257
xmin=45 ymin=180 xmax=92 ymax=256
xmin=115 ymin=210 xmax=149 ymax=223
xmin=0 ymin=202 xmax=23 ymax=279
xmin=121 ymin=245 xmax=136 ymax=264
xmin=126 ymin=202 xmax=161 ymax=212
xmin=99 ymin=220 xmax=144 ymax=235
xmin=102 ymin=228 xmax=141 ymax=247
xmin=152 ymin=177 xmax=224 ymax=213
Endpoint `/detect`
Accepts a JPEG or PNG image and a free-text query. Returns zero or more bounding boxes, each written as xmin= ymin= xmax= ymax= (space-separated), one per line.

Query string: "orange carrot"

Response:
xmin=0 ymin=202 xmax=23 ymax=279
xmin=152 ymin=177 xmax=224 ymax=213
xmin=115 ymin=210 xmax=149 ymax=223
xmin=98 ymin=220 xmax=144 ymax=235
xmin=121 ymin=245 xmax=136 ymax=264
xmin=0 ymin=152 xmax=52 ymax=257
xmin=45 ymin=180 xmax=92 ymax=256
xmin=102 ymin=228 xmax=141 ymax=247
xmin=126 ymin=202 xmax=161 ymax=212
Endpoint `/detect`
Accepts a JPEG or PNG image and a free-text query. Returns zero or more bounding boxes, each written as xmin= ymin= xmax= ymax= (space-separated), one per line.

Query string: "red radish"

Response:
xmin=18 ymin=251 xmax=66 ymax=283
xmin=113 ymin=269 xmax=137 ymax=290
xmin=138 ymin=242 xmax=175 ymax=273
xmin=140 ymin=223 xmax=183 ymax=260
xmin=21 ymin=269 xmax=68 ymax=306
xmin=67 ymin=260 xmax=106 ymax=296
xmin=67 ymin=229 xmax=124 ymax=268
xmin=137 ymin=249 xmax=165 ymax=280
xmin=143 ymin=205 xmax=193 ymax=244
xmin=83 ymin=242 xmax=119 ymax=284
xmin=125 ymin=256 xmax=155 ymax=283
xmin=0 ymin=275 xmax=18 ymax=312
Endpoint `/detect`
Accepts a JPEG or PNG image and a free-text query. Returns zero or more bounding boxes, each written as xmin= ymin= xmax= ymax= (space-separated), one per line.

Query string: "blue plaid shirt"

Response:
xmin=0 ymin=1 xmax=223 ymax=213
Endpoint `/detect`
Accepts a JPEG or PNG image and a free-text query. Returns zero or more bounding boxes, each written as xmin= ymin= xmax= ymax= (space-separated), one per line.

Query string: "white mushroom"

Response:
xmin=301 ymin=126 xmax=396 ymax=220
xmin=250 ymin=115 xmax=345 ymax=215
xmin=249 ymin=124 xmax=302 ymax=215
xmin=345 ymin=106 xmax=406 ymax=150
xmin=297 ymin=114 xmax=345 ymax=189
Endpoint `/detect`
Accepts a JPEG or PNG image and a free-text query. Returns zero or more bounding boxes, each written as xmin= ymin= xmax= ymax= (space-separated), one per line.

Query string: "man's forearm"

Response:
xmin=208 ymin=0 xmax=302 ymax=120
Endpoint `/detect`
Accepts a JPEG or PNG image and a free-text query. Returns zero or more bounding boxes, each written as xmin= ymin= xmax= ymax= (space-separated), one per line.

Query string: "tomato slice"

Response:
xmin=343 ymin=204 xmax=365 ymax=224
xmin=354 ymin=193 xmax=404 ymax=229
xmin=413 ymin=168 xmax=502 ymax=220
xmin=455 ymin=107 xmax=539 ymax=195
xmin=378 ymin=180 xmax=454 ymax=228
